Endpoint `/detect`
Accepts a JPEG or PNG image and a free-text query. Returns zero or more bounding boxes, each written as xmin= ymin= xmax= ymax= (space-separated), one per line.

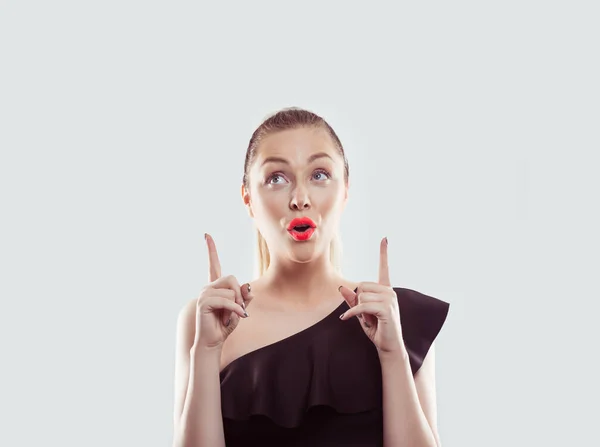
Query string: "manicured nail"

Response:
xmin=339 ymin=312 xmax=345 ymax=319
xmin=247 ymin=283 xmax=251 ymax=293
xmin=243 ymin=310 xmax=249 ymax=318
xmin=225 ymin=318 xmax=231 ymax=327
xmin=338 ymin=285 xmax=343 ymax=292
xmin=241 ymin=301 xmax=246 ymax=310
xmin=384 ymin=237 xmax=388 ymax=245
xmin=204 ymin=233 xmax=207 ymax=240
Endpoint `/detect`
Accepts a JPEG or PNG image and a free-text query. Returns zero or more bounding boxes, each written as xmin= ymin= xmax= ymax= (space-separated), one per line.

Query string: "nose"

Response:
xmin=290 ymin=185 xmax=311 ymax=210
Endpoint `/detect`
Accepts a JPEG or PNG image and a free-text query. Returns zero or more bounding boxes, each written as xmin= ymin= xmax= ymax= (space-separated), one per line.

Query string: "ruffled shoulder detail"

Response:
xmin=219 ymin=287 xmax=449 ymax=428
xmin=395 ymin=287 xmax=450 ymax=375
xmin=219 ymin=300 xmax=383 ymax=428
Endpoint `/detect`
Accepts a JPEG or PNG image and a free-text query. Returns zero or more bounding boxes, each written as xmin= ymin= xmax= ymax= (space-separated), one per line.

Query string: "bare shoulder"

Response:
xmin=172 ymin=297 xmax=198 ymax=428
xmin=176 ymin=297 xmax=198 ymax=350
xmin=178 ymin=297 xmax=197 ymax=321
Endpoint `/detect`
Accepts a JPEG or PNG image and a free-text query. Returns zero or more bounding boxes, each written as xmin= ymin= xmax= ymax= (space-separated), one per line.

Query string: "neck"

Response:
xmin=260 ymin=253 xmax=342 ymax=308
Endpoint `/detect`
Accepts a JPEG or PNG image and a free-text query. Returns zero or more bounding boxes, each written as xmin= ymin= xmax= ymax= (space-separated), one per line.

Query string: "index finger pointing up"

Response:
xmin=378 ymin=237 xmax=390 ymax=286
xmin=205 ymin=233 xmax=222 ymax=283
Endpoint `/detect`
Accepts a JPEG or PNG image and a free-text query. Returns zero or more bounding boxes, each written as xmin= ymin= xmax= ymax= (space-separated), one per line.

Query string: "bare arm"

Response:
xmin=380 ymin=344 xmax=440 ymax=447
xmin=172 ymin=300 xmax=226 ymax=447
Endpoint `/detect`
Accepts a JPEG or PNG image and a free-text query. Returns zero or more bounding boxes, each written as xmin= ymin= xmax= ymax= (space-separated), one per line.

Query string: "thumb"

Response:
xmin=241 ymin=282 xmax=254 ymax=309
xmin=338 ymin=285 xmax=357 ymax=308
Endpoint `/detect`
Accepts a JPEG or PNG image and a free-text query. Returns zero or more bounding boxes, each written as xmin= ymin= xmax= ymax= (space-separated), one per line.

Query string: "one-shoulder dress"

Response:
xmin=219 ymin=287 xmax=450 ymax=446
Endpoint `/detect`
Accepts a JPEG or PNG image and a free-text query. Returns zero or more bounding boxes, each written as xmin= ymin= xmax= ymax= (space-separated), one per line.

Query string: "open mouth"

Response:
xmin=288 ymin=226 xmax=315 ymax=241
xmin=287 ymin=217 xmax=317 ymax=241
xmin=287 ymin=217 xmax=317 ymax=231
xmin=292 ymin=225 xmax=311 ymax=232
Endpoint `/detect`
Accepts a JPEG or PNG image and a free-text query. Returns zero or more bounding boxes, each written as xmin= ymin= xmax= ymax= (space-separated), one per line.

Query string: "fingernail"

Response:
xmin=338 ymin=285 xmax=343 ymax=292
xmin=225 ymin=318 xmax=231 ymax=327
xmin=241 ymin=301 xmax=246 ymax=310
xmin=247 ymin=283 xmax=251 ymax=293
xmin=204 ymin=233 xmax=207 ymax=240
xmin=384 ymin=237 xmax=388 ymax=245
xmin=358 ymin=313 xmax=363 ymax=320
xmin=339 ymin=312 xmax=345 ymax=319
xmin=243 ymin=310 xmax=249 ymax=318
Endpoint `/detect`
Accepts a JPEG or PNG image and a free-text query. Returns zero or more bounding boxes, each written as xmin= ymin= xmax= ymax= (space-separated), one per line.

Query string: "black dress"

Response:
xmin=219 ymin=287 xmax=450 ymax=447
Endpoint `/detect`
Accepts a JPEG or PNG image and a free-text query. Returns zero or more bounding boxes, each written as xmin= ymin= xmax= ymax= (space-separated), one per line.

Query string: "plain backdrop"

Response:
xmin=1 ymin=1 xmax=598 ymax=446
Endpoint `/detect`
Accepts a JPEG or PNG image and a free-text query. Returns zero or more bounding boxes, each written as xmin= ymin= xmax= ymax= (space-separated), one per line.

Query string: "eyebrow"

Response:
xmin=260 ymin=152 xmax=333 ymax=167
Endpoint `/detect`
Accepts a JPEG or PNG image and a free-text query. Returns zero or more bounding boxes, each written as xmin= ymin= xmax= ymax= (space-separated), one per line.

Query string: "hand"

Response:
xmin=338 ymin=237 xmax=405 ymax=356
xmin=193 ymin=233 xmax=253 ymax=350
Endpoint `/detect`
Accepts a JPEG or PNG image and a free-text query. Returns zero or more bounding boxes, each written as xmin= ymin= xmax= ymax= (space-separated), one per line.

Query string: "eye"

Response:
xmin=265 ymin=169 xmax=331 ymax=185
xmin=313 ymin=169 xmax=331 ymax=181
xmin=266 ymin=172 xmax=287 ymax=185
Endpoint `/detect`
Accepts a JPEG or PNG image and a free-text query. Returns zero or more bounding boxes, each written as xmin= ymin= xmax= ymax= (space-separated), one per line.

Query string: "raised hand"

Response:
xmin=193 ymin=233 xmax=252 ymax=350
xmin=338 ymin=237 xmax=405 ymax=355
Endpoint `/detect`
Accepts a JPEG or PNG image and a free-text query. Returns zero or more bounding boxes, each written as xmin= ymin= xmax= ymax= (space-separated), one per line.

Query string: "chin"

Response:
xmin=287 ymin=249 xmax=316 ymax=262
xmin=286 ymin=246 xmax=324 ymax=264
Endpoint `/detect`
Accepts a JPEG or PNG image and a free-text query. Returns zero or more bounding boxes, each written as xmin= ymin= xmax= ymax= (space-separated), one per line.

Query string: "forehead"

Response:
xmin=254 ymin=127 xmax=338 ymax=164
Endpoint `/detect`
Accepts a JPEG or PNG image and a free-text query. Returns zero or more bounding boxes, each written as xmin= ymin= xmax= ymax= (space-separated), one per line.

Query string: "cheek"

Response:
xmin=320 ymin=195 xmax=337 ymax=211
xmin=317 ymin=186 xmax=344 ymax=211
xmin=253 ymin=191 xmax=287 ymax=220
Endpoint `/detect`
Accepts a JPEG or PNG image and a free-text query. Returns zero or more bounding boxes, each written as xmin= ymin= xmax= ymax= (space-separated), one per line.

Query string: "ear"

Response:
xmin=241 ymin=183 xmax=254 ymax=218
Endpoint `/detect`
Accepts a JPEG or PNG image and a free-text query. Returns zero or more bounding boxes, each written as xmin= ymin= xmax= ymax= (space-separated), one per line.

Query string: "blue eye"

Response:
xmin=313 ymin=169 xmax=331 ymax=181
xmin=266 ymin=173 xmax=286 ymax=185
xmin=266 ymin=169 xmax=331 ymax=185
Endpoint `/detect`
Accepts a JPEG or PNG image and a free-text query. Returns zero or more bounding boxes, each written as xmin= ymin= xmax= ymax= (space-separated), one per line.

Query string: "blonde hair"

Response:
xmin=242 ymin=107 xmax=350 ymax=279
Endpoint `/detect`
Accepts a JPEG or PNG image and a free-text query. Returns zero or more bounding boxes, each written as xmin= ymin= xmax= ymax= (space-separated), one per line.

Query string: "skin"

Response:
xmin=216 ymin=126 xmax=360 ymax=371
xmin=236 ymin=126 xmax=441 ymax=445
xmin=240 ymin=126 xmax=356 ymax=310
xmin=172 ymin=125 xmax=441 ymax=446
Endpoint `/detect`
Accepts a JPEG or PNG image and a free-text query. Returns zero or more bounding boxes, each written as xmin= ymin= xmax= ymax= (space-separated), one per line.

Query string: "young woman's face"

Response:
xmin=243 ymin=127 xmax=348 ymax=264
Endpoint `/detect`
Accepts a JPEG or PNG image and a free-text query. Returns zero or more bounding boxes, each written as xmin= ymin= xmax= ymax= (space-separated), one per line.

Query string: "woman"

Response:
xmin=172 ymin=107 xmax=450 ymax=447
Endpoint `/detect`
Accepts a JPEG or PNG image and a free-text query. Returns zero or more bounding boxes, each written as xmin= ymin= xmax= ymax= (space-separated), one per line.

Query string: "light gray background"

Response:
xmin=1 ymin=1 xmax=598 ymax=446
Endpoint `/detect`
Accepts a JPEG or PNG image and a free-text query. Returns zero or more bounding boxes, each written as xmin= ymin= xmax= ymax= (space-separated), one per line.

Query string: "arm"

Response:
xmin=379 ymin=343 xmax=440 ymax=447
xmin=172 ymin=300 xmax=226 ymax=447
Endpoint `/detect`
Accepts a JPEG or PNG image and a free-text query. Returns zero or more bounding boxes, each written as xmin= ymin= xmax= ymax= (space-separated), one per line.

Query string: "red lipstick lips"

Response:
xmin=287 ymin=217 xmax=317 ymax=241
